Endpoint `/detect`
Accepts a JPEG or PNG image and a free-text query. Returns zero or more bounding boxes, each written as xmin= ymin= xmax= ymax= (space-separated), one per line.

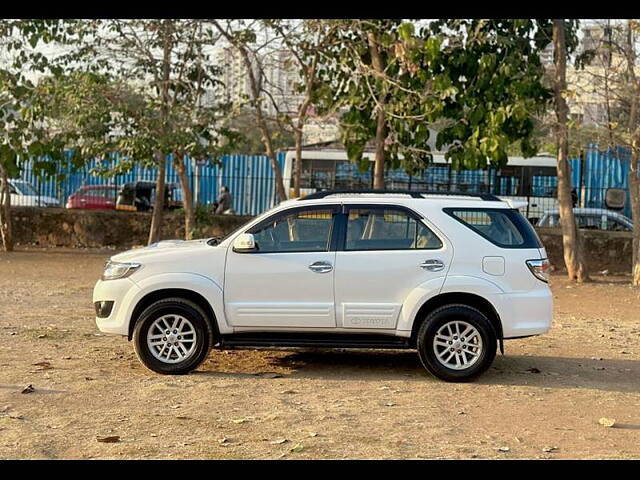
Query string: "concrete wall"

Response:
xmin=537 ymin=227 xmax=632 ymax=274
xmin=11 ymin=207 xmax=253 ymax=249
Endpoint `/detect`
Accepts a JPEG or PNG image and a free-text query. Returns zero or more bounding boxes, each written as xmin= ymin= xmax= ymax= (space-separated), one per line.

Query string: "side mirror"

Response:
xmin=232 ymin=233 xmax=257 ymax=253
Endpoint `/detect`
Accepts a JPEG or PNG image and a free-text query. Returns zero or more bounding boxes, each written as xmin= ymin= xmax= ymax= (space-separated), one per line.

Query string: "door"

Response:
xmin=334 ymin=205 xmax=452 ymax=330
xmin=224 ymin=205 xmax=339 ymax=328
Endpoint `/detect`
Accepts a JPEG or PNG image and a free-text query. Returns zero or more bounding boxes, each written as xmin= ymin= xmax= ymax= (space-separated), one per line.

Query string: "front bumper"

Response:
xmin=92 ymin=277 xmax=141 ymax=336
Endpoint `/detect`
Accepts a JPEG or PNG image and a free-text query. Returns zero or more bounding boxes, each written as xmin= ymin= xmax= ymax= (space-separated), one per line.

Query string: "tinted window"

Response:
xmin=609 ymin=217 xmax=632 ymax=232
xmin=249 ymin=208 xmax=334 ymax=253
xmin=538 ymin=214 xmax=560 ymax=228
xmin=445 ymin=208 xmax=542 ymax=248
xmin=577 ymin=214 xmax=604 ymax=230
xmin=345 ymin=208 xmax=442 ymax=251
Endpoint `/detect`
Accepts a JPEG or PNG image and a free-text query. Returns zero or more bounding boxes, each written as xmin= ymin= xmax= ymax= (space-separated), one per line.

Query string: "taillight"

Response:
xmin=526 ymin=258 xmax=550 ymax=283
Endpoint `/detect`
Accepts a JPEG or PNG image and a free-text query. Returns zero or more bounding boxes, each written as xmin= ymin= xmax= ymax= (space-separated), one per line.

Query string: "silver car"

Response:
xmin=537 ymin=208 xmax=633 ymax=231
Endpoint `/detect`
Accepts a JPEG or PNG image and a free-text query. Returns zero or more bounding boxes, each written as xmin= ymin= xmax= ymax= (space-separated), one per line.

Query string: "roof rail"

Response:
xmin=300 ymin=189 xmax=501 ymax=202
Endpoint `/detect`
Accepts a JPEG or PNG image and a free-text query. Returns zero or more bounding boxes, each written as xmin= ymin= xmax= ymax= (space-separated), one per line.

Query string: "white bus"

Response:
xmin=282 ymin=148 xmax=560 ymax=222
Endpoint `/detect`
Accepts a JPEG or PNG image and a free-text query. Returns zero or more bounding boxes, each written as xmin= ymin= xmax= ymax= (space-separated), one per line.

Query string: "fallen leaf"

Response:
xmin=32 ymin=361 xmax=53 ymax=371
xmin=542 ymin=446 xmax=558 ymax=453
xmin=308 ymin=432 xmax=318 ymax=437
xmin=289 ymin=443 xmax=304 ymax=453
xmin=280 ymin=389 xmax=297 ymax=394
xmin=598 ymin=417 xmax=616 ymax=428
xmin=270 ymin=438 xmax=288 ymax=445
xmin=498 ymin=447 xmax=510 ymax=452
xmin=21 ymin=384 xmax=35 ymax=394
xmin=526 ymin=367 xmax=541 ymax=374
xmin=97 ymin=436 xmax=120 ymax=443
xmin=232 ymin=418 xmax=249 ymax=424
xmin=384 ymin=402 xmax=396 ymax=407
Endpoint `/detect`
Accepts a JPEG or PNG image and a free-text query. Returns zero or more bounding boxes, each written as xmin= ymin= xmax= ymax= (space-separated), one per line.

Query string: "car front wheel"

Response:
xmin=132 ymin=298 xmax=213 ymax=375
xmin=416 ymin=304 xmax=497 ymax=382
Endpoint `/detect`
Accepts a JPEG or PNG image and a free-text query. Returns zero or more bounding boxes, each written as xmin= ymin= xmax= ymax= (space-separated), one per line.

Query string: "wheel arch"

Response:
xmin=409 ymin=292 xmax=503 ymax=349
xmin=127 ymin=288 xmax=220 ymax=341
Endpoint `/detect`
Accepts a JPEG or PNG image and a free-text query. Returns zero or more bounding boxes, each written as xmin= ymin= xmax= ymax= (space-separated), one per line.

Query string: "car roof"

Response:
xmin=542 ymin=208 xmax=632 ymax=221
xmin=292 ymin=193 xmax=510 ymax=210
xmin=79 ymin=185 xmax=118 ymax=190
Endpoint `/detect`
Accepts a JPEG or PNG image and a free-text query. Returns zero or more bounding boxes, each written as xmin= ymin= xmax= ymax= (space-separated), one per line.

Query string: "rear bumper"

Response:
xmin=495 ymin=287 xmax=553 ymax=338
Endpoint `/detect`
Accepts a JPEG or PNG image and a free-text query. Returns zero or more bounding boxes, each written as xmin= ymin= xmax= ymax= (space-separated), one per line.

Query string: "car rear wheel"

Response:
xmin=416 ymin=304 xmax=497 ymax=382
xmin=133 ymin=298 xmax=213 ymax=375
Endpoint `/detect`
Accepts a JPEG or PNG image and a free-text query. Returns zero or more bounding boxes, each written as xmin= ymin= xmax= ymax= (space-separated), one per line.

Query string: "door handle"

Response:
xmin=419 ymin=259 xmax=445 ymax=272
xmin=308 ymin=261 xmax=333 ymax=273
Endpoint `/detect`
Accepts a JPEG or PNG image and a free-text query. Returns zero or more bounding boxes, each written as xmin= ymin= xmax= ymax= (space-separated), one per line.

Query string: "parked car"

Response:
xmin=537 ymin=208 xmax=633 ymax=231
xmin=0 ymin=179 xmax=60 ymax=207
xmin=115 ymin=181 xmax=183 ymax=212
xmin=93 ymin=190 xmax=552 ymax=382
xmin=66 ymin=185 xmax=119 ymax=210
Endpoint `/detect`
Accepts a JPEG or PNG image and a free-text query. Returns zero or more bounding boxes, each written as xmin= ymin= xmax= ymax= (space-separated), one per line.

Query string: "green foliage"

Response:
xmin=314 ymin=19 xmax=575 ymax=174
xmin=228 ymin=109 xmax=295 ymax=155
xmin=36 ymin=20 xmax=241 ymax=179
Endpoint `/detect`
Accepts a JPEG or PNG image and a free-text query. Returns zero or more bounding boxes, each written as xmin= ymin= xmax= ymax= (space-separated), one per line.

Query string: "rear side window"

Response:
xmin=345 ymin=207 xmax=443 ymax=251
xmin=444 ymin=208 xmax=542 ymax=249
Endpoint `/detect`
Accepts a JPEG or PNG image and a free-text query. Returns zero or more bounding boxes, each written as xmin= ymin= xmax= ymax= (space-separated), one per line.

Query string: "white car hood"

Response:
xmin=111 ymin=239 xmax=215 ymax=263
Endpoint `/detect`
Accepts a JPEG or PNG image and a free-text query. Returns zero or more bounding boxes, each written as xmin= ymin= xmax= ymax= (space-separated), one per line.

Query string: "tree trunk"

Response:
xmin=148 ymin=20 xmax=172 ymax=245
xmin=175 ymin=156 xmax=195 ymax=240
xmin=0 ymin=163 xmax=14 ymax=252
xmin=148 ymin=151 xmax=166 ymax=245
xmin=293 ymin=128 xmax=303 ymax=197
xmin=629 ymin=146 xmax=640 ymax=285
xmin=212 ymin=21 xmax=288 ymax=202
xmin=240 ymin=46 xmax=287 ymax=201
xmin=624 ymin=20 xmax=640 ymax=286
xmin=367 ymin=31 xmax=387 ymax=190
xmin=373 ymin=108 xmax=387 ymax=190
xmin=553 ymin=19 xmax=589 ymax=282
xmin=292 ymin=56 xmax=318 ymax=198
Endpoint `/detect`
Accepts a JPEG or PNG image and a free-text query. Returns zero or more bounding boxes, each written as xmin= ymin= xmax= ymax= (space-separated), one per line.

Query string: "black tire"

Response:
xmin=132 ymin=297 xmax=214 ymax=375
xmin=416 ymin=304 xmax=497 ymax=382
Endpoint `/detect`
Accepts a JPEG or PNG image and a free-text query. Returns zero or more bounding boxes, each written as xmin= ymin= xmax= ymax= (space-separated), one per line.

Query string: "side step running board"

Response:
xmin=218 ymin=333 xmax=412 ymax=350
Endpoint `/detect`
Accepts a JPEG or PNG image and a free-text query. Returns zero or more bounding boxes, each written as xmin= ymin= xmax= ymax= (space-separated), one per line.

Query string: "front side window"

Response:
xmin=345 ymin=207 xmax=443 ymax=251
xmin=445 ymin=208 xmax=542 ymax=248
xmin=249 ymin=208 xmax=335 ymax=253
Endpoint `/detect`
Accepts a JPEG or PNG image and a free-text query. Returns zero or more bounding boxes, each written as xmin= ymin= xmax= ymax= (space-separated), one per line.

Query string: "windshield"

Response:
xmin=13 ymin=181 xmax=38 ymax=196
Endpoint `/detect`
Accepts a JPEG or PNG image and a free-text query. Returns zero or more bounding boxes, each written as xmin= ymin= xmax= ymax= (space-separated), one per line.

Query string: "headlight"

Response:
xmin=102 ymin=261 xmax=141 ymax=281
xmin=526 ymin=258 xmax=550 ymax=283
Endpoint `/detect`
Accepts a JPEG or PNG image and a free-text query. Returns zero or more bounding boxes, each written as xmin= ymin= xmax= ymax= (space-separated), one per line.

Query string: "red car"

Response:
xmin=66 ymin=185 xmax=119 ymax=210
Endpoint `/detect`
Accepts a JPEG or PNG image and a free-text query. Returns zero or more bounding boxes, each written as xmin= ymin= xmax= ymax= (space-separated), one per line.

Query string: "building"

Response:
xmin=214 ymin=46 xmax=304 ymax=117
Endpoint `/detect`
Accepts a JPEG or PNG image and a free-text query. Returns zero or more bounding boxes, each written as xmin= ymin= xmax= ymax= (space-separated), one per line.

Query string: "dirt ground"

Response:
xmin=1 ymin=248 xmax=639 ymax=459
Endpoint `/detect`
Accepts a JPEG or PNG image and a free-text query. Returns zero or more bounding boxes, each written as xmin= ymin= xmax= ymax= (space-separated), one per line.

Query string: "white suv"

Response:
xmin=93 ymin=191 xmax=552 ymax=382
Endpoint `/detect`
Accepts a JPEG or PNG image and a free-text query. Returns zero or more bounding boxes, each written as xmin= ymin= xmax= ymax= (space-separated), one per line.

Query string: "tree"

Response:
xmin=315 ymin=20 xmax=556 ymax=189
xmin=212 ymin=20 xmax=290 ymax=202
xmin=551 ymin=20 xmax=590 ymax=282
xmin=314 ymin=20 xmax=405 ymax=189
xmin=0 ymin=20 xmax=77 ymax=252
xmin=52 ymin=20 xmax=239 ymax=241
xmin=227 ymin=108 xmax=294 ymax=155
xmin=266 ymin=19 xmax=339 ymax=197
xmin=559 ymin=20 xmax=640 ymax=283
